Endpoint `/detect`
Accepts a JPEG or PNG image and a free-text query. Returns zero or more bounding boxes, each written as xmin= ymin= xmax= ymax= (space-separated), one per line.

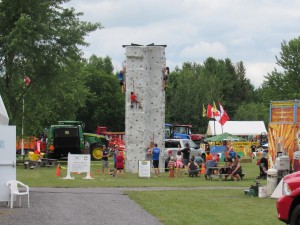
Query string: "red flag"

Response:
xmin=213 ymin=101 xmax=220 ymax=120
xmin=218 ymin=101 xmax=230 ymax=126
xmin=207 ymin=104 xmax=213 ymax=118
xmin=207 ymin=103 xmax=220 ymax=119
xmin=24 ymin=76 xmax=31 ymax=86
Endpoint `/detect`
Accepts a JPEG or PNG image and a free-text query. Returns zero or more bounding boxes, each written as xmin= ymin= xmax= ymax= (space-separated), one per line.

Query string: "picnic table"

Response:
xmin=207 ymin=166 xmax=230 ymax=181
xmin=24 ymin=158 xmax=58 ymax=169
xmin=207 ymin=166 xmax=245 ymax=181
xmin=40 ymin=158 xmax=58 ymax=167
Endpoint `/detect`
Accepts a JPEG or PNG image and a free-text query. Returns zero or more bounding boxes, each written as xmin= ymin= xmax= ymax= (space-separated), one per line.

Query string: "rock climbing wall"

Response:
xmin=125 ymin=45 xmax=166 ymax=173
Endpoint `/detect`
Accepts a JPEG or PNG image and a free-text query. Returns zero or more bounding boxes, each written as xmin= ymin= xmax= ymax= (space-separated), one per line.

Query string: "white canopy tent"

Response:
xmin=206 ymin=121 xmax=267 ymax=136
xmin=0 ymin=95 xmax=9 ymax=125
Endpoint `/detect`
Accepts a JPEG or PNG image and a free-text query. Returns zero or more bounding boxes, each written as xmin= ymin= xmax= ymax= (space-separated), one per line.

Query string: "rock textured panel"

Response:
xmin=125 ymin=46 xmax=166 ymax=173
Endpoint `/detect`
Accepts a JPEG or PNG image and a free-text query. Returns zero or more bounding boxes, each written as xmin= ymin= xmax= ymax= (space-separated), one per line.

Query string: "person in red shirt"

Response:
xmin=215 ymin=154 xmax=220 ymax=163
xmin=116 ymin=151 xmax=125 ymax=177
xmin=130 ymin=92 xmax=142 ymax=109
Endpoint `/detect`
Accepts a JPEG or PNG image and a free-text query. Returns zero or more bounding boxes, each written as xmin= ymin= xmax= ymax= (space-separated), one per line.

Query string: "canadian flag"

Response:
xmin=218 ymin=101 xmax=230 ymax=126
xmin=207 ymin=103 xmax=221 ymax=119
xmin=24 ymin=76 xmax=31 ymax=86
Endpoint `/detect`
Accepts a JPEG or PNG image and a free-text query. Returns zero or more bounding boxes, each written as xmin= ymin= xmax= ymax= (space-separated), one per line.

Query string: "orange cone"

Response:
xmin=55 ymin=164 xmax=61 ymax=177
xmin=169 ymin=169 xmax=175 ymax=178
xmin=201 ymin=163 xmax=205 ymax=175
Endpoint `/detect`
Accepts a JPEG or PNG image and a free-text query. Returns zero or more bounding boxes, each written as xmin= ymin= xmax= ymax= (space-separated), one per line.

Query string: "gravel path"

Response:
xmin=0 ymin=187 xmax=245 ymax=225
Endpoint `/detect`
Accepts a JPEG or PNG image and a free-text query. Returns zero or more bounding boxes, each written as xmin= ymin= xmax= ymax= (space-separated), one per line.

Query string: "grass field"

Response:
xmin=16 ymin=157 xmax=283 ymax=225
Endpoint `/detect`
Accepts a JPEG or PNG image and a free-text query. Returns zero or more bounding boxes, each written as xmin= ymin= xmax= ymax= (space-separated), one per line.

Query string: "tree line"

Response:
xmin=1 ymin=0 xmax=299 ymax=136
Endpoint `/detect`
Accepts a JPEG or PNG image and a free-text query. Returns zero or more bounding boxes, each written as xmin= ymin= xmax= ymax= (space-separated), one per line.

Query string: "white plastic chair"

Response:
xmin=6 ymin=180 xmax=30 ymax=209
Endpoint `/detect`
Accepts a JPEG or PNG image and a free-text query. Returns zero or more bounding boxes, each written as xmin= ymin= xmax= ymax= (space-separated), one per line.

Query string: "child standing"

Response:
xmin=167 ymin=157 xmax=176 ymax=177
xmin=175 ymin=151 xmax=184 ymax=177
xmin=115 ymin=151 xmax=125 ymax=177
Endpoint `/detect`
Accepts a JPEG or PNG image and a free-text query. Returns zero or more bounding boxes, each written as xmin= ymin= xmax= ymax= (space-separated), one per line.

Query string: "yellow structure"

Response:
xmin=268 ymin=100 xmax=300 ymax=170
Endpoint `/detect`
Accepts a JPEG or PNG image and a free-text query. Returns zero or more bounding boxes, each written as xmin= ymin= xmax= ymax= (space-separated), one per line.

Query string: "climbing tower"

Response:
xmin=124 ymin=44 xmax=166 ymax=173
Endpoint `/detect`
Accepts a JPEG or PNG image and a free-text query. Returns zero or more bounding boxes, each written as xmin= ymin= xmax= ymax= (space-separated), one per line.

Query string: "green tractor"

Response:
xmin=46 ymin=121 xmax=108 ymax=160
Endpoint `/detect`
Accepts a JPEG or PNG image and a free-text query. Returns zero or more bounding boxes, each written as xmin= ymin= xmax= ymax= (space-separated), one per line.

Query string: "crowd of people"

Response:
xmin=101 ymin=144 xmax=125 ymax=178
xmin=162 ymin=144 xmax=245 ymax=181
xmin=98 ymin=141 xmax=269 ymax=181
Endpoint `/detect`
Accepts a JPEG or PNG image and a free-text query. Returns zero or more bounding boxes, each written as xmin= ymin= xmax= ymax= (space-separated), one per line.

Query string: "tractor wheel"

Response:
xmin=90 ymin=144 xmax=103 ymax=161
xmin=290 ymin=204 xmax=300 ymax=225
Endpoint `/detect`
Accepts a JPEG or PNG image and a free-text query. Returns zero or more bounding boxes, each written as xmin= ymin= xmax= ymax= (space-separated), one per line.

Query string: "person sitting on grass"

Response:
xmin=230 ymin=155 xmax=242 ymax=181
xmin=188 ymin=156 xmax=199 ymax=177
xmin=195 ymin=153 xmax=204 ymax=176
xmin=205 ymin=157 xmax=218 ymax=180
xmin=220 ymin=157 xmax=233 ymax=181
xmin=257 ymin=152 xmax=268 ymax=179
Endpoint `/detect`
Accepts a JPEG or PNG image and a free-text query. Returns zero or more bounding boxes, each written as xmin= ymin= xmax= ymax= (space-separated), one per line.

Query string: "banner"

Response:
xmin=64 ymin=153 xmax=93 ymax=180
xmin=138 ymin=160 xmax=151 ymax=178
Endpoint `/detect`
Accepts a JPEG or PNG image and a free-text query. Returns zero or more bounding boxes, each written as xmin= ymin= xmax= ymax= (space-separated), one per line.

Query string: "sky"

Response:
xmin=65 ymin=0 xmax=300 ymax=88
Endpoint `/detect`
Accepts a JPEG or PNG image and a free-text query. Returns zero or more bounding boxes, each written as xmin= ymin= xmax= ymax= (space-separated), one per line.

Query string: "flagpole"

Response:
xmin=221 ymin=116 xmax=223 ymax=134
xmin=213 ymin=118 xmax=216 ymax=136
xmin=21 ymin=96 xmax=24 ymax=156
xmin=21 ymin=75 xmax=30 ymax=157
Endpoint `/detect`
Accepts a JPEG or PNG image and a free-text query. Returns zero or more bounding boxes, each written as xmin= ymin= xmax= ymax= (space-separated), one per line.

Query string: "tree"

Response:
xmin=0 ymin=0 xmax=101 ymax=133
xmin=276 ymin=37 xmax=300 ymax=91
xmin=260 ymin=36 xmax=300 ymax=102
xmin=234 ymin=102 xmax=269 ymax=124
xmin=166 ymin=58 xmax=258 ymax=133
xmin=76 ymin=55 xmax=125 ymax=132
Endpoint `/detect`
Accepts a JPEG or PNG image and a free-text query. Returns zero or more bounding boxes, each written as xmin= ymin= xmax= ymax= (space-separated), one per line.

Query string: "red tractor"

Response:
xmin=96 ymin=126 xmax=126 ymax=152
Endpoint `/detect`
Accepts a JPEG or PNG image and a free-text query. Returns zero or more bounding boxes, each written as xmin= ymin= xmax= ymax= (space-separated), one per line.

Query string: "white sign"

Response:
xmin=138 ymin=160 xmax=151 ymax=178
xmin=0 ymin=126 xmax=16 ymax=202
xmin=64 ymin=153 xmax=93 ymax=180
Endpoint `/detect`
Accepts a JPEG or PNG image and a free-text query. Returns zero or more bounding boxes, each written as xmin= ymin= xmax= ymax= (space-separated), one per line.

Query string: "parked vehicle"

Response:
xmin=46 ymin=121 xmax=108 ymax=160
xmin=165 ymin=124 xmax=172 ymax=139
xmin=164 ymin=139 xmax=205 ymax=159
xmin=171 ymin=124 xmax=191 ymax=139
xmin=167 ymin=124 xmax=204 ymax=145
xmin=277 ymin=171 xmax=300 ymax=225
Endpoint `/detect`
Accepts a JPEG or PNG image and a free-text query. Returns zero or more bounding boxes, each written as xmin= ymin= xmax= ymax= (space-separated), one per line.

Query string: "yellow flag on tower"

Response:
xmin=213 ymin=101 xmax=217 ymax=113
xmin=202 ymin=104 xmax=206 ymax=117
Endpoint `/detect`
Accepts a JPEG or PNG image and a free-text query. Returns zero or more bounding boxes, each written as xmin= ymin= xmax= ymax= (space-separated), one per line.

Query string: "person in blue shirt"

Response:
xmin=118 ymin=66 xmax=126 ymax=93
xmin=151 ymin=143 xmax=161 ymax=177
xmin=204 ymin=157 xmax=218 ymax=180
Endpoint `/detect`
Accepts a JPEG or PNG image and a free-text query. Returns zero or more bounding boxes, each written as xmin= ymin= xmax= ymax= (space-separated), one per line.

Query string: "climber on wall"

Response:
xmin=162 ymin=66 xmax=169 ymax=90
xmin=118 ymin=66 xmax=126 ymax=93
xmin=130 ymin=92 xmax=142 ymax=109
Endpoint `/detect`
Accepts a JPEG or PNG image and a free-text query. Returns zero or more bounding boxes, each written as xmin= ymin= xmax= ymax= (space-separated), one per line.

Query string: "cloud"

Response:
xmin=245 ymin=62 xmax=282 ymax=88
xmin=65 ymin=0 xmax=300 ymax=88
xmin=180 ymin=42 xmax=227 ymax=60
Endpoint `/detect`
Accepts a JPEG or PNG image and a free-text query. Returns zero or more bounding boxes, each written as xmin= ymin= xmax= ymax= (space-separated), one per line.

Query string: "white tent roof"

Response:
xmin=0 ymin=95 xmax=9 ymax=125
xmin=206 ymin=121 xmax=267 ymax=136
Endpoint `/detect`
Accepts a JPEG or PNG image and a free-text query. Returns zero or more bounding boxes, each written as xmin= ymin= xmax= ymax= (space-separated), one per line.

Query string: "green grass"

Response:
xmin=17 ymin=158 xmax=267 ymax=188
xmin=126 ymin=189 xmax=281 ymax=225
xmin=16 ymin=158 xmax=280 ymax=225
